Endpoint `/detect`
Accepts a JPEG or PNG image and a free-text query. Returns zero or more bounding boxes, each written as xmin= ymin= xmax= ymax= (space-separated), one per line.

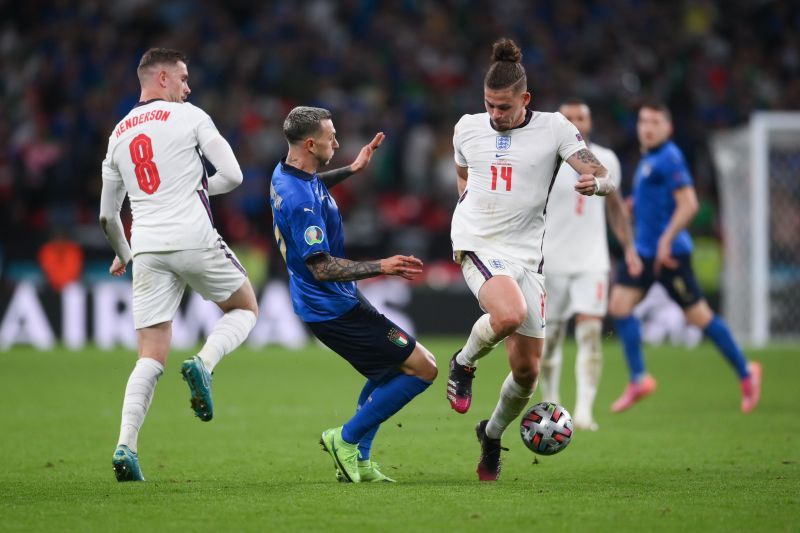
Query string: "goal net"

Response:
xmin=710 ymin=112 xmax=800 ymax=346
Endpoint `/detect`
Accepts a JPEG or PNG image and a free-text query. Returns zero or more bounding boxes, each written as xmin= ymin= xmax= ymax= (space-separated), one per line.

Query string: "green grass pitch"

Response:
xmin=1 ymin=339 xmax=798 ymax=532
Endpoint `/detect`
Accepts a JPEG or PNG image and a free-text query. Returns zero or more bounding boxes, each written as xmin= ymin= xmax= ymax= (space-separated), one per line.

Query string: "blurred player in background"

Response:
xmin=100 ymin=48 xmax=259 ymax=481
xmin=538 ymin=99 xmax=642 ymax=431
xmin=270 ymin=106 xmax=437 ymax=483
xmin=608 ymin=101 xmax=761 ymax=413
xmin=447 ymin=39 xmax=615 ymax=481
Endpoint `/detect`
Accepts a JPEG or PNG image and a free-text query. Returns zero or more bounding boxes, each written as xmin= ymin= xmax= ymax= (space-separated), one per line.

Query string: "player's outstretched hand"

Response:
xmin=654 ymin=238 xmax=678 ymax=274
xmin=574 ymin=174 xmax=598 ymax=196
xmin=625 ymin=246 xmax=644 ymax=278
xmin=109 ymin=256 xmax=128 ymax=277
xmin=380 ymin=254 xmax=423 ymax=280
xmin=350 ymin=132 xmax=385 ymax=173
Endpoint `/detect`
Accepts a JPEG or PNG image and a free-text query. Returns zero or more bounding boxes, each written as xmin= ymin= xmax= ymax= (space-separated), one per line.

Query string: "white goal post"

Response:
xmin=711 ymin=112 xmax=800 ymax=347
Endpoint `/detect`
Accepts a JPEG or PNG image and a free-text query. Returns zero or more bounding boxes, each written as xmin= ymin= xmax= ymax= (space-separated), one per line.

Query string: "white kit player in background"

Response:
xmin=539 ymin=99 xmax=642 ymax=431
xmin=99 ymin=48 xmax=259 ymax=482
xmin=446 ymin=39 xmax=616 ymax=482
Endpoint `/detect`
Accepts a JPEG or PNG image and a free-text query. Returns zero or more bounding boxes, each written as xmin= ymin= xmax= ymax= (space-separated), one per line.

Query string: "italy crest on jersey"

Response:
xmin=387 ymin=327 xmax=409 ymax=347
xmin=496 ymin=136 xmax=511 ymax=150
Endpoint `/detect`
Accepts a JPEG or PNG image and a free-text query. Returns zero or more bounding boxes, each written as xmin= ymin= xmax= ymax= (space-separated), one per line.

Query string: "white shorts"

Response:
xmin=545 ymin=271 xmax=609 ymax=323
xmin=461 ymin=252 xmax=546 ymax=338
xmin=132 ymin=239 xmax=247 ymax=329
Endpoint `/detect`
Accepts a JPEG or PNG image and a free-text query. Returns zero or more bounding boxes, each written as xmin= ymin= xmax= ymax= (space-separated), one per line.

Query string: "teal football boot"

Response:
xmin=112 ymin=445 xmax=144 ymax=482
xmin=180 ymin=356 xmax=213 ymax=421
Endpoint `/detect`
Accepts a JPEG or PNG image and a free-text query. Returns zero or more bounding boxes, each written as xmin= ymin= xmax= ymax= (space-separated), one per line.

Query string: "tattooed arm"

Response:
xmin=306 ymin=252 xmax=423 ymax=282
xmin=318 ymin=166 xmax=357 ymax=189
xmin=566 ymin=148 xmax=616 ymax=197
xmin=318 ymin=132 xmax=385 ymax=189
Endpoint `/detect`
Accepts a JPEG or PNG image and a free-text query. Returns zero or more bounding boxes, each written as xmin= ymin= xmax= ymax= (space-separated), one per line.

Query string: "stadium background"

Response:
xmin=0 ymin=0 xmax=798 ymax=345
xmin=1 ymin=2 xmax=799 ymax=531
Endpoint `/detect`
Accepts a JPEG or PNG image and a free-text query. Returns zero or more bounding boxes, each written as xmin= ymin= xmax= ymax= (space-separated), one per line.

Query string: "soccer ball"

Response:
xmin=520 ymin=402 xmax=573 ymax=456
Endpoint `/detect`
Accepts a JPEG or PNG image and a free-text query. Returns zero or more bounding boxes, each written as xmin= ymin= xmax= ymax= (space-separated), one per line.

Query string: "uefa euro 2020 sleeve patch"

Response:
xmin=304 ymin=226 xmax=324 ymax=245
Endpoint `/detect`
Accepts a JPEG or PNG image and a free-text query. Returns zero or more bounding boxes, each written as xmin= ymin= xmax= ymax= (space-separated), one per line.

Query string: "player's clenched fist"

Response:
xmin=380 ymin=255 xmax=423 ymax=280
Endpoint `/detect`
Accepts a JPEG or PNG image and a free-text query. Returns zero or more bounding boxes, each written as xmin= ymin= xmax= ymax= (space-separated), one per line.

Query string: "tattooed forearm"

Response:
xmin=568 ymin=148 xmax=608 ymax=177
xmin=306 ymin=253 xmax=382 ymax=282
xmin=318 ymin=166 xmax=355 ymax=188
xmin=575 ymin=148 xmax=601 ymax=166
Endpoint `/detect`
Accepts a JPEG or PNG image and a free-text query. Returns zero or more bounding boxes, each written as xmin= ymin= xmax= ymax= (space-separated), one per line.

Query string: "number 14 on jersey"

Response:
xmin=490 ymin=165 xmax=512 ymax=191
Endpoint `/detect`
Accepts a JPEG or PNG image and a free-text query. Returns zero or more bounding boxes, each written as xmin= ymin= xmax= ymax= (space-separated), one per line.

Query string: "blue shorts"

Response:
xmin=615 ymin=254 xmax=703 ymax=309
xmin=306 ymin=296 xmax=417 ymax=382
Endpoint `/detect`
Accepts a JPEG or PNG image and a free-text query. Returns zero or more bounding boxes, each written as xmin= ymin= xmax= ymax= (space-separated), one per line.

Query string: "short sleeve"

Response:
xmin=453 ymin=116 xmax=467 ymax=167
xmin=101 ymin=138 xmax=122 ymax=182
xmin=552 ymin=112 xmax=587 ymax=161
xmin=663 ymin=150 xmax=693 ymax=191
xmin=606 ymin=150 xmax=623 ymax=189
xmin=288 ymin=203 xmax=330 ymax=260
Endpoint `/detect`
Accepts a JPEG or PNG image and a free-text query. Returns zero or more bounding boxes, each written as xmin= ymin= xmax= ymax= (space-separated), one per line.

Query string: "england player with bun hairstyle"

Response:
xmin=100 ymin=48 xmax=259 ymax=481
xmin=447 ymin=38 xmax=615 ymax=481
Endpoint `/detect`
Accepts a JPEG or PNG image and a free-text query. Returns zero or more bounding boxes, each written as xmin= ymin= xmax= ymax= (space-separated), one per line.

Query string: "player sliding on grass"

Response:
xmin=100 ymin=48 xmax=259 ymax=482
xmin=447 ymin=39 xmax=615 ymax=481
xmin=270 ymin=106 xmax=437 ymax=483
xmin=608 ymin=101 xmax=761 ymax=413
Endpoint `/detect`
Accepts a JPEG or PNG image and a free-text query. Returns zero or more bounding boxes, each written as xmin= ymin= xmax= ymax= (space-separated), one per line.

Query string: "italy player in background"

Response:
xmin=608 ymin=101 xmax=761 ymax=413
xmin=270 ymin=107 xmax=437 ymax=483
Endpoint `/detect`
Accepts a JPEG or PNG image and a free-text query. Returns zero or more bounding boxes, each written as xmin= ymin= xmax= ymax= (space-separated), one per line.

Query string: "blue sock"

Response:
xmin=704 ymin=315 xmax=750 ymax=379
xmin=341 ymin=374 xmax=431 ymax=445
xmin=615 ymin=315 xmax=646 ymax=383
xmin=355 ymin=379 xmax=380 ymax=461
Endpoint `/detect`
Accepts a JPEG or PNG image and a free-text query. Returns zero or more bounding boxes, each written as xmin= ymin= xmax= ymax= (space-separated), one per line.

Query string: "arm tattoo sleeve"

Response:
xmin=306 ymin=253 xmax=382 ymax=282
xmin=318 ymin=166 xmax=355 ymax=189
xmin=575 ymin=148 xmax=602 ymax=167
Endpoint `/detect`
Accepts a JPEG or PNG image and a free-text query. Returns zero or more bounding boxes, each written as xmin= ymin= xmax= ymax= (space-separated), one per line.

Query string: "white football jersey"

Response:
xmin=543 ymin=142 xmax=622 ymax=274
xmin=451 ymin=111 xmax=586 ymax=272
xmin=101 ymin=100 xmax=222 ymax=256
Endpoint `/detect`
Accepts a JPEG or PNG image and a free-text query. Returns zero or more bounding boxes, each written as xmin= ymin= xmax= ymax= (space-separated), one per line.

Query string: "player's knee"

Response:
xmin=492 ymin=308 xmax=527 ymax=337
xmin=420 ymin=363 xmax=438 ymax=382
xmin=404 ymin=344 xmax=438 ymax=382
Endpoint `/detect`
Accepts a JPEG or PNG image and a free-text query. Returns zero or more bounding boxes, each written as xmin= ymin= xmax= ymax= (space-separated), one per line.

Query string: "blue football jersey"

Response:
xmin=632 ymin=141 xmax=694 ymax=258
xmin=269 ymin=160 xmax=358 ymax=322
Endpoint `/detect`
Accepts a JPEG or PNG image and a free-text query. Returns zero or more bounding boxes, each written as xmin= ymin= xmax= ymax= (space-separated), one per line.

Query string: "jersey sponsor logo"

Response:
xmin=489 ymin=259 xmax=506 ymax=270
xmin=303 ymin=207 xmax=314 ymax=213
xmin=576 ymin=133 xmax=583 ymax=142
xmin=641 ymin=163 xmax=652 ymax=177
xmin=304 ymin=226 xmax=324 ymax=245
xmin=387 ymin=327 xmax=409 ymax=347
xmin=494 ymin=153 xmax=509 ymax=159
xmin=496 ymin=135 xmax=511 ymax=150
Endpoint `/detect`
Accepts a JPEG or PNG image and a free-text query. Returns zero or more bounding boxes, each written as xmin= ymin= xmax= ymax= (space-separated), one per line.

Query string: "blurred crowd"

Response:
xmin=1 ymin=0 xmax=798 ymax=289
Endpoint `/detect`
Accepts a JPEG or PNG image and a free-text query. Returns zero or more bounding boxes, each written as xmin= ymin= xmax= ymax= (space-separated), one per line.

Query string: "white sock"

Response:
xmin=197 ymin=309 xmax=257 ymax=372
xmin=117 ymin=357 xmax=164 ymax=453
xmin=456 ymin=314 xmax=505 ymax=367
xmin=486 ymin=372 xmax=535 ymax=439
xmin=574 ymin=320 xmax=602 ymax=422
xmin=539 ymin=320 xmax=565 ymax=403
